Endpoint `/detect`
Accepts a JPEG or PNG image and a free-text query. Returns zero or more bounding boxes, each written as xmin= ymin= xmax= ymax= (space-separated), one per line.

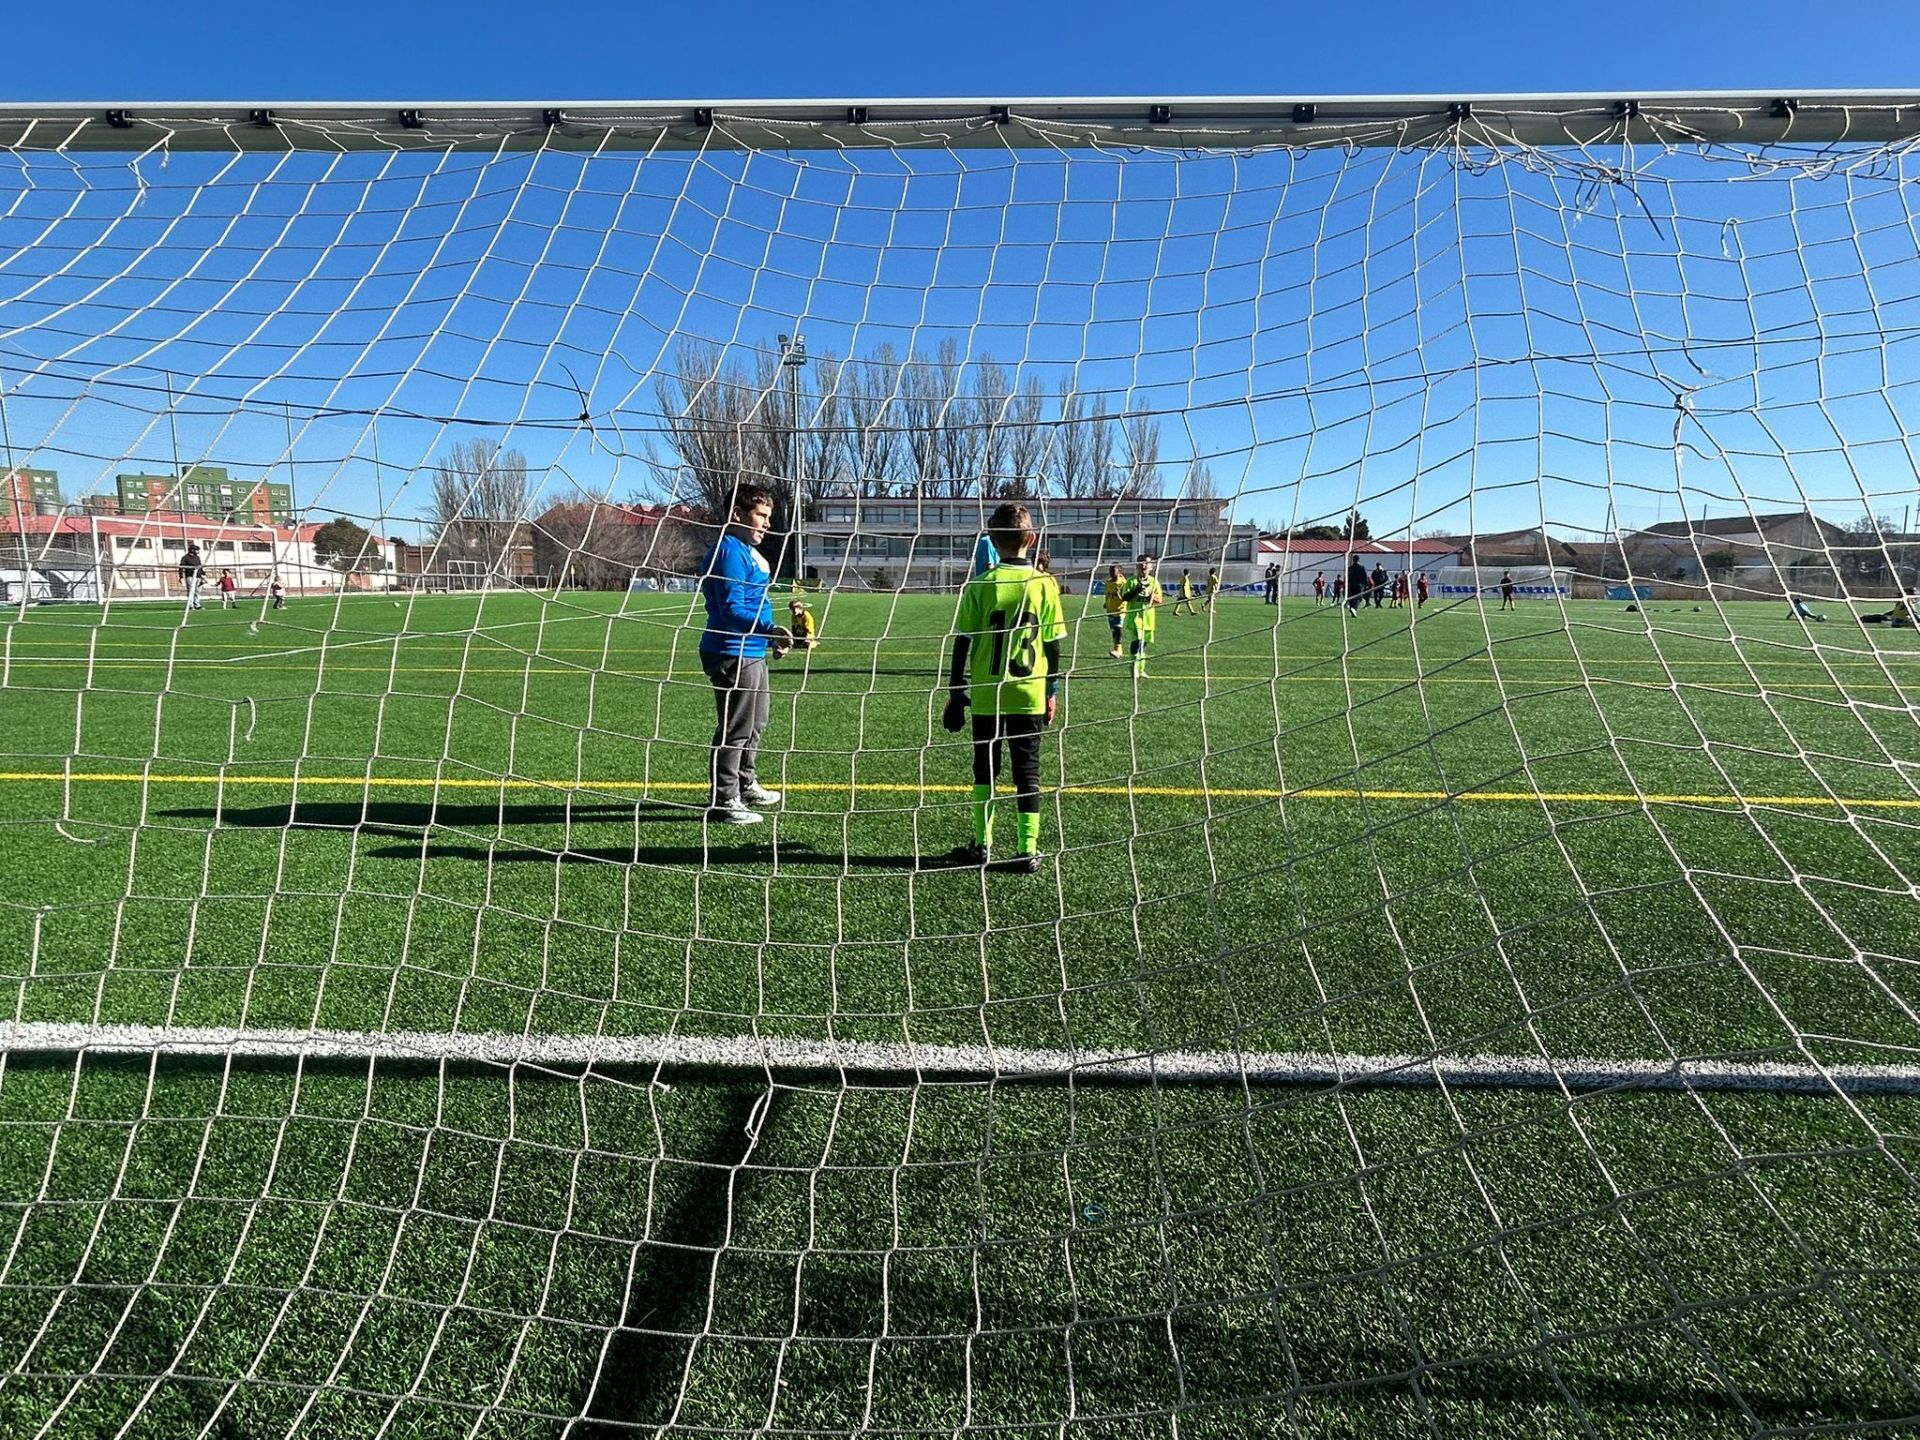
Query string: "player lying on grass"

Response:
xmin=1123 ymin=554 xmax=1163 ymax=676
xmin=942 ymin=502 xmax=1065 ymax=873
xmin=1789 ymin=594 xmax=1828 ymax=622
xmin=699 ymin=484 xmax=793 ymax=827
xmin=1860 ymin=591 xmax=1916 ymax=627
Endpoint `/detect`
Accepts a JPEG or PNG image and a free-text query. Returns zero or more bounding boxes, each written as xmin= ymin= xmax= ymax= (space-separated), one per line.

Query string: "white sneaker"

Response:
xmin=741 ymin=783 xmax=783 ymax=807
xmin=706 ymin=799 xmax=764 ymax=826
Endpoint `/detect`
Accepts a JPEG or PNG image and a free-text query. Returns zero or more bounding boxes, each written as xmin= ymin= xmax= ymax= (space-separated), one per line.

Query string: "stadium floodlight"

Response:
xmin=0 ymin=95 xmax=1919 ymax=1438
xmin=779 ymin=331 xmax=808 ymax=582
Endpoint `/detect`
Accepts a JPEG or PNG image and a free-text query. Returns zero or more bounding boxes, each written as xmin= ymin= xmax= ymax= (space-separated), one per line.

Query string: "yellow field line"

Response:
xmin=0 ymin=658 xmax=1906 ymax=693
xmin=3 ymin=771 xmax=1916 ymax=810
xmin=5 ymin=641 xmax=1917 ymax=672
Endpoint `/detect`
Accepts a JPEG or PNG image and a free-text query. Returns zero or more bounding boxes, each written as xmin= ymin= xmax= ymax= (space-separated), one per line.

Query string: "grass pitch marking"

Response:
xmin=3 ymin=1021 xmax=1916 ymax=1096
xmin=3 ymin=770 xmax=1918 ymax=810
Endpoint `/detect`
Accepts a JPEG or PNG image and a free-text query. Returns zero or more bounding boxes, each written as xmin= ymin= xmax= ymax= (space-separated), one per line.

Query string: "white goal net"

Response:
xmin=1 ymin=97 xmax=1919 ymax=1437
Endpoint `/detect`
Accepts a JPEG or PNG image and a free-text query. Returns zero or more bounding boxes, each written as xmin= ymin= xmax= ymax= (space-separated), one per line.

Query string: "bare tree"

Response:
xmin=429 ymin=439 xmax=529 ymax=581
xmin=935 ymin=341 xmax=986 ymax=498
xmin=1050 ymin=383 xmax=1099 ymax=498
xmin=744 ymin=347 xmax=794 ymax=515
xmin=1181 ymin=460 xmax=1230 ymax=562
xmin=1003 ymin=376 xmax=1046 ymax=498
xmin=532 ymin=488 xmax=642 ymax=590
xmin=844 ymin=346 xmax=905 ymax=495
xmin=636 ymin=508 xmax=712 ymax=581
xmin=974 ymin=357 xmax=1013 ymax=494
xmin=900 ymin=349 xmax=950 ymax=495
xmin=800 ymin=351 xmax=845 ymax=506
xmin=651 ymin=338 xmax=758 ymax=520
xmin=1120 ymin=412 xmax=1162 ymax=499
xmin=1086 ymin=398 xmax=1118 ymax=498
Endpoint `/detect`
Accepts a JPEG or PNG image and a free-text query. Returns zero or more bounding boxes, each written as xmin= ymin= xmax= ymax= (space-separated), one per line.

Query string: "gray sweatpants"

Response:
xmin=702 ymin=652 xmax=771 ymax=805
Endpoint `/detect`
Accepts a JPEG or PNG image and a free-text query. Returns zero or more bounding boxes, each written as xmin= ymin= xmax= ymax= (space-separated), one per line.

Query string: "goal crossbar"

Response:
xmin=6 ymin=91 xmax=1920 ymax=152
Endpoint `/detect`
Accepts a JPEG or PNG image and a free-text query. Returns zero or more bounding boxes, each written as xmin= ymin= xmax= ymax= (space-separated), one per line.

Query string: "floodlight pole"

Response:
xmin=779 ymin=333 xmax=807 ymax=585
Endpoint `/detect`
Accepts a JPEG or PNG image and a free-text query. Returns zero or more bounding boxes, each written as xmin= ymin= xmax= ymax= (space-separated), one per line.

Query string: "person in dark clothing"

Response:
xmin=1370 ymin=561 xmax=1388 ymax=608
xmin=178 ymin=542 xmax=205 ymax=611
xmin=1264 ymin=563 xmax=1280 ymax=605
xmin=1346 ymin=555 xmax=1369 ymax=614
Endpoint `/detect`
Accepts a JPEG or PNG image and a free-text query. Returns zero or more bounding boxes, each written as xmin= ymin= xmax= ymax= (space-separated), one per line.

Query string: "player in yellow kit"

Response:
xmin=1205 ymin=566 xmax=1221 ymax=611
xmin=1103 ymin=564 xmax=1127 ymax=657
xmin=941 ymin=502 xmax=1066 ymax=873
xmin=1122 ymin=554 xmax=1163 ymax=677
xmin=787 ymin=598 xmax=818 ymax=649
xmin=1172 ymin=569 xmax=1198 ymax=616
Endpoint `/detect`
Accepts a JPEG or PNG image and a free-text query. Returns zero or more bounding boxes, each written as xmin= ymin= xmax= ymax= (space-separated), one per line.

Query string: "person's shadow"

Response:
xmin=362 ymin=837 xmax=943 ymax=871
xmin=161 ymin=797 xmax=695 ymax=838
xmin=165 ymin=796 xmax=947 ymax=871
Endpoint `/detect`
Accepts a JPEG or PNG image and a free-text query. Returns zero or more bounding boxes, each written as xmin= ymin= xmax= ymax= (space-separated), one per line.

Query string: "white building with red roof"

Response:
xmin=0 ymin=510 xmax=338 ymax=602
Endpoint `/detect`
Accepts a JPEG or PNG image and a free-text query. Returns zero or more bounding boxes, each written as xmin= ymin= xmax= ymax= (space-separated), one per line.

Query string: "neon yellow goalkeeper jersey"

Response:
xmin=955 ymin=563 xmax=1066 ymax=715
xmin=1124 ymin=574 xmax=1163 ymax=635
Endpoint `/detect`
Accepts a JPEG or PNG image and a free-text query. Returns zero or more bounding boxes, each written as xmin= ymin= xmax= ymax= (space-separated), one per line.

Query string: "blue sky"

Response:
xmin=6 ymin=2 xmax=1917 ymax=103
xmin=3 ymin=3 xmax=1919 ymax=544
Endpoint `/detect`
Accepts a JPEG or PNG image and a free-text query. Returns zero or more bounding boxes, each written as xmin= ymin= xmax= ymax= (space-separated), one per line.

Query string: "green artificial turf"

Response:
xmin=1 ymin=590 xmax=1917 ymax=1436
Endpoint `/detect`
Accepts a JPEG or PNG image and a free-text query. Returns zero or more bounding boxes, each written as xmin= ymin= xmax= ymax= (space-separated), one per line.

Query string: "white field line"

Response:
xmin=2 ymin=1022 xmax=1917 ymax=1096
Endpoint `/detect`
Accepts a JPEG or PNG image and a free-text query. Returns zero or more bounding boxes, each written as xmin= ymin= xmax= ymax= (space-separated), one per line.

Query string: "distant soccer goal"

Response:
xmin=1 ymin=97 xmax=1919 ymax=1438
xmin=1437 ymin=565 xmax=1574 ymax=599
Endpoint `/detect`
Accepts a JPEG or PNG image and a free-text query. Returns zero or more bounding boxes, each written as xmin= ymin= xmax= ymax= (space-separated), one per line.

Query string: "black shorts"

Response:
xmin=971 ymin=711 xmax=1045 ymax=810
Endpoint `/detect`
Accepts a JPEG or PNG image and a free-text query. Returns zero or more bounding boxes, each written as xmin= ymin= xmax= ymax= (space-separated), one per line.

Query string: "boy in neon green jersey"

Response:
xmin=940 ymin=502 xmax=1066 ymax=873
xmin=1123 ymin=554 xmax=1163 ymax=676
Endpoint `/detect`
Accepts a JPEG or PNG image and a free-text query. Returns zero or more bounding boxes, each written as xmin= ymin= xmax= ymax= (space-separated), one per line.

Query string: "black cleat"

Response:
xmin=936 ymin=842 xmax=991 ymax=869
xmin=1000 ymin=851 xmax=1045 ymax=875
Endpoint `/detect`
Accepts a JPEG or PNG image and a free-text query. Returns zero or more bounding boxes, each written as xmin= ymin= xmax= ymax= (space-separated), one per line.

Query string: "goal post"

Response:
xmin=2 ymin=96 xmax=1919 ymax=1437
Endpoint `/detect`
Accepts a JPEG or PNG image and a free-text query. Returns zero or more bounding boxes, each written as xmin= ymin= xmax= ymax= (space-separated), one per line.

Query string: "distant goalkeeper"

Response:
xmin=941 ymin=502 xmax=1065 ymax=873
xmin=787 ymin=597 xmax=818 ymax=648
xmin=1122 ymin=554 xmax=1164 ymax=677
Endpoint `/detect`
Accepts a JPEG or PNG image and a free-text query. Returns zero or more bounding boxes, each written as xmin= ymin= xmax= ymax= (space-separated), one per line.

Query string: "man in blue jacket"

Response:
xmin=700 ymin=484 xmax=792 ymax=826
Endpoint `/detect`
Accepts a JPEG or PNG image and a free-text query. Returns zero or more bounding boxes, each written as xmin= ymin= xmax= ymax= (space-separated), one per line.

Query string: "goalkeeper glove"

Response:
xmin=942 ymin=691 xmax=970 ymax=733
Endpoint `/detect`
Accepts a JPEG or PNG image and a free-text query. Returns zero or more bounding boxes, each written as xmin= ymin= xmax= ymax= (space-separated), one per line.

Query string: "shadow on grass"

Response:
xmin=572 ymin=1084 xmax=784 ymax=1439
xmin=163 ymin=799 xmax=696 ymax=836
xmin=362 ymin=838 xmax=946 ymax=872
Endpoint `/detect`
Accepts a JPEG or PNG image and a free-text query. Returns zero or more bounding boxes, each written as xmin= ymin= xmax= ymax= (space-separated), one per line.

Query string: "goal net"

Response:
xmin=1 ymin=97 xmax=1919 ymax=1437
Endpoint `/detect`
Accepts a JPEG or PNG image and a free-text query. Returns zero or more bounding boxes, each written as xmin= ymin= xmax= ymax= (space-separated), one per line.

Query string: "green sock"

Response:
xmin=972 ymin=784 xmax=995 ymax=848
xmin=1016 ymin=811 xmax=1041 ymax=855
